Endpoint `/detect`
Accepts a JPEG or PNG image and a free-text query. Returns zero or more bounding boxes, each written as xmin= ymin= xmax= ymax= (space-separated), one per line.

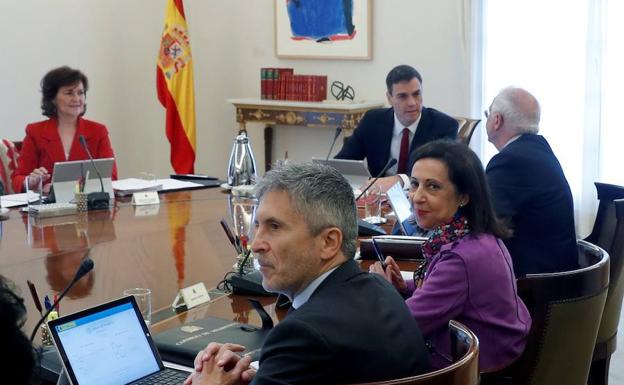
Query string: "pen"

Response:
xmin=53 ymin=293 xmax=59 ymax=312
xmin=44 ymin=295 xmax=52 ymax=311
xmin=83 ymin=170 xmax=90 ymax=192
xmin=219 ymin=218 xmax=241 ymax=253
xmin=238 ymin=235 xmax=251 ymax=275
xmin=27 ymin=280 xmax=43 ymax=316
xmin=371 ymin=238 xmax=387 ymax=270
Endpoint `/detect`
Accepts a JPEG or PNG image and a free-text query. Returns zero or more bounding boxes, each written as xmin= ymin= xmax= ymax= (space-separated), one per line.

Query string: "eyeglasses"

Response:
xmin=483 ymin=109 xmax=490 ymax=118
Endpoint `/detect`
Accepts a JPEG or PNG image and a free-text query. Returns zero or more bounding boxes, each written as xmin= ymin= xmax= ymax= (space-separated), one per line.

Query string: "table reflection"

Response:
xmin=164 ymin=191 xmax=192 ymax=290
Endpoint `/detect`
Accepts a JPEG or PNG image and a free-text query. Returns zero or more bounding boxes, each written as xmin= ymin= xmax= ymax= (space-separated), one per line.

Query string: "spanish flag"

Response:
xmin=157 ymin=0 xmax=196 ymax=173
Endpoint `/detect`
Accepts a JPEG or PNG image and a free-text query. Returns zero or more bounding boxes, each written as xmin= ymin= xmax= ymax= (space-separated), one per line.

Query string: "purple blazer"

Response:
xmin=404 ymin=233 xmax=531 ymax=371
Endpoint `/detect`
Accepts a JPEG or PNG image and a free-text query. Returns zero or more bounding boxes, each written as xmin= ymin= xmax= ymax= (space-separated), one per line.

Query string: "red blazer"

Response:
xmin=12 ymin=117 xmax=118 ymax=193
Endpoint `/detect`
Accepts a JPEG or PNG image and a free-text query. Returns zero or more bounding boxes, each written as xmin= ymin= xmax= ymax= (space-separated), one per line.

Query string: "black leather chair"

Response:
xmin=353 ymin=320 xmax=479 ymax=385
xmin=482 ymin=240 xmax=609 ymax=385
xmin=454 ymin=117 xmax=480 ymax=145
xmin=584 ymin=182 xmax=624 ymax=385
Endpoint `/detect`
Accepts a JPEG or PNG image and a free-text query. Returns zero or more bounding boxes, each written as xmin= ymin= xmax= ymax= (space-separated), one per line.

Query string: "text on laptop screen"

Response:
xmin=54 ymin=302 xmax=160 ymax=385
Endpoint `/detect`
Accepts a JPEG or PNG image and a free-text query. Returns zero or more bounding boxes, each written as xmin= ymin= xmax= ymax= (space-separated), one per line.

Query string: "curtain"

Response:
xmin=479 ymin=0 xmax=623 ymax=236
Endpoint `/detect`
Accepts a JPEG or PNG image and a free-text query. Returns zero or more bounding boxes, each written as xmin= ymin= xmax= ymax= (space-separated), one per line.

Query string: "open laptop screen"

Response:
xmin=311 ymin=158 xmax=370 ymax=189
xmin=49 ymin=297 xmax=162 ymax=385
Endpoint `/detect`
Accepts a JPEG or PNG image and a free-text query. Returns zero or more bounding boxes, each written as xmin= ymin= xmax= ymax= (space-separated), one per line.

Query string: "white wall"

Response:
xmin=0 ymin=0 xmax=473 ymax=179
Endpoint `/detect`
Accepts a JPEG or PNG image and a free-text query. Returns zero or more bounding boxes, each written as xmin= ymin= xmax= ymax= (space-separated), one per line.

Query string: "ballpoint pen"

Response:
xmin=27 ymin=280 xmax=43 ymax=317
xmin=44 ymin=295 xmax=52 ymax=311
xmin=371 ymin=238 xmax=387 ymax=271
xmin=220 ymin=218 xmax=242 ymax=254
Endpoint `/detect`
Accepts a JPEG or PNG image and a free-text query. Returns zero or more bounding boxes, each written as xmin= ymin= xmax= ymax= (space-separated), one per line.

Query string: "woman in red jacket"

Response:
xmin=12 ymin=66 xmax=117 ymax=193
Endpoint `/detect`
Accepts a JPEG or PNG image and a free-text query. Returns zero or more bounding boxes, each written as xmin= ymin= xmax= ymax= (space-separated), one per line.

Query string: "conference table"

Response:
xmin=0 ymin=187 xmax=420 ymax=349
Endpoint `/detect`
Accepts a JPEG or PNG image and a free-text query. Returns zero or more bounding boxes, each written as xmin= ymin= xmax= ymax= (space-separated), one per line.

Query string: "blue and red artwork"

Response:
xmin=286 ymin=0 xmax=356 ymax=42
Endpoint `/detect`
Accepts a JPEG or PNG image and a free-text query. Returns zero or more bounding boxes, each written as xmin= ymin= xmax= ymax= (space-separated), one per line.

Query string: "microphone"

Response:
xmin=79 ymin=135 xmax=109 ymax=210
xmin=30 ymin=256 xmax=95 ymax=342
xmin=325 ymin=127 xmax=343 ymax=161
xmin=356 ymin=158 xmax=397 ymax=201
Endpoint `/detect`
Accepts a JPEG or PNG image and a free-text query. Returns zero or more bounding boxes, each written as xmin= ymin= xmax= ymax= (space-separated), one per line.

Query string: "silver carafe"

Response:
xmin=227 ymin=133 xmax=257 ymax=187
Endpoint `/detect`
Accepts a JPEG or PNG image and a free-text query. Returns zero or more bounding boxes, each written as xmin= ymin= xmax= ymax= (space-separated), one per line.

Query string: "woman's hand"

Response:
xmin=369 ymin=256 xmax=407 ymax=293
xmin=27 ymin=167 xmax=50 ymax=189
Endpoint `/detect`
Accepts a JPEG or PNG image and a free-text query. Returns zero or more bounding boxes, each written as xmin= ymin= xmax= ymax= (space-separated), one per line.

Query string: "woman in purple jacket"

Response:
xmin=370 ymin=140 xmax=531 ymax=371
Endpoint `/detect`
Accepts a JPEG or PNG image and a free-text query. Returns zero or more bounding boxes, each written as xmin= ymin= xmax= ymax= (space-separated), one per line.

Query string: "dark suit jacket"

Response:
xmin=335 ymin=107 xmax=458 ymax=176
xmin=12 ymin=117 xmax=118 ymax=192
xmin=253 ymin=259 xmax=429 ymax=385
xmin=486 ymin=134 xmax=578 ymax=277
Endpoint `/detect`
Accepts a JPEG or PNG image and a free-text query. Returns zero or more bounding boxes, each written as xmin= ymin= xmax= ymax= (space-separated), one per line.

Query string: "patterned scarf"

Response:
xmin=422 ymin=214 xmax=471 ymax=258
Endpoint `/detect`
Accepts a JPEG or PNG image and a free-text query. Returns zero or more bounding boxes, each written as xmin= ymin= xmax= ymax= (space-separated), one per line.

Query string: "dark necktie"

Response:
xmin=398 ymin=128 xmax=410 ymax=174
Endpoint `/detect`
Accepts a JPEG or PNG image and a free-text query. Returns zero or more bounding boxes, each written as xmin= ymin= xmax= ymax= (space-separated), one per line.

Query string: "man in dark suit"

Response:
xmin=185 ymin=163 xmax=429 ymax=385
xmin=335 ymin=65 xmax=458 ymax=191
xmin=485 ymin=86 xmax=578 ymax=277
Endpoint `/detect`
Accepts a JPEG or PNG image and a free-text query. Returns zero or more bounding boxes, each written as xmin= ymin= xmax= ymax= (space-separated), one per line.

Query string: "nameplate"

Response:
xmin=172 ymin=282 xmax=211 ymax=310
xmin=132 ymin=191 xmax=160 ymax=206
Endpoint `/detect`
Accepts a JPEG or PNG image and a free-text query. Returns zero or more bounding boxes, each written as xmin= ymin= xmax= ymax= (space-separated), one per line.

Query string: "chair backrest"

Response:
xmin=454 ymin=117 xmax=481 ymax=145
xmin=0 ymin=139 xmax=20 ymax=194
xmin=585 ymin=182 xmax=624 ymax=248
xmin=583 ymin=183 xmax=624 ymax=359
xmin=595 ymin=201 xmax=624 ymax=361
xmin=352 ymin=321 xmax=479 ymax=385
xmin=500 ymin=240 xmax=609 ymax=385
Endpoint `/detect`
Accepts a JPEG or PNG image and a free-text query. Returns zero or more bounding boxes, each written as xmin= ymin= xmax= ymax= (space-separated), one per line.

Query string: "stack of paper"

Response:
xmin=0 ymin=192 xmax=40 ymax=208
xmin=112 ymin=178 xmax=163 ymax=196
xmin=112 ymin=178 xmax=203 ymax=196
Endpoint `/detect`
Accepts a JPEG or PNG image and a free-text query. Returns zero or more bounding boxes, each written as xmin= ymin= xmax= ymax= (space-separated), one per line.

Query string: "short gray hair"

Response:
xmin=255 ymin=162 xmax=358 ymax=259
xmin=491 ymin=86 xmax=541 ymax=134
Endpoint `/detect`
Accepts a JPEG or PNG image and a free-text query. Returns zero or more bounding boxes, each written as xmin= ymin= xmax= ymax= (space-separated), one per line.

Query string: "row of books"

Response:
xmin=260 ymin=67 xmax=327 ymax=102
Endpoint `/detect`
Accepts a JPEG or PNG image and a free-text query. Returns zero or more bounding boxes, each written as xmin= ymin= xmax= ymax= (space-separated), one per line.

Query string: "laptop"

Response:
xmin=48 ymin=296 xmax=191 ymax=385
xmin=52 ymin=158 xmax=115 ymax=204
xmin=312 ymin=158 xmax=371 ymax=189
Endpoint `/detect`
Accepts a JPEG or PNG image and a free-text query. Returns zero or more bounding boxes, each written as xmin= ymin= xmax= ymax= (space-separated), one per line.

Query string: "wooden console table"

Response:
xmin=227 ymin=98 xmax=384 ymax=170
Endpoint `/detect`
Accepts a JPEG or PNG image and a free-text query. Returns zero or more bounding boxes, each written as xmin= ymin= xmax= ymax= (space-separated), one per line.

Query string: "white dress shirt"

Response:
xmin=389 ymin=113 xmax=421 ymax=187
xmin=291 ymin=265 xmax=340 ymax=310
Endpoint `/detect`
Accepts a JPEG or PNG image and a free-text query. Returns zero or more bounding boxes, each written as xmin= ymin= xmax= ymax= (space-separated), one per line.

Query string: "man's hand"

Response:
xmin=184 ymin=343 xmax=256 ymax=385
xmin=362 ymin=175 xmax=403 ymax=193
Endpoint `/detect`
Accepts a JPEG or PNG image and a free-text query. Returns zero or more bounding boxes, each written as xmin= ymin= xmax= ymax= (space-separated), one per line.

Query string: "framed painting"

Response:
xmin=274 ymin=0 xmax=372 ymax=60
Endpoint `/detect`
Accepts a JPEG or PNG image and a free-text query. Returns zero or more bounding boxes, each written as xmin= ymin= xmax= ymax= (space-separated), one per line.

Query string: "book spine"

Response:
xmin=267 ymin=68 xmax=275 ymax=100
xmin=260 ymin=68 xmax=267 ymax=100
xmin=318 ymin=76 xmax=328 ymax=101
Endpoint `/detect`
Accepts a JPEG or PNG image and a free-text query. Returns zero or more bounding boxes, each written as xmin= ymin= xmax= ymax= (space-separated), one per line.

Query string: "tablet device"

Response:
xmin=386 ymin=182 xmax=413 ymax=235
xmin=48 ymin=296 xmax=190 ymax=385
xmin=52 ymin=158 xmax=114 ymax=204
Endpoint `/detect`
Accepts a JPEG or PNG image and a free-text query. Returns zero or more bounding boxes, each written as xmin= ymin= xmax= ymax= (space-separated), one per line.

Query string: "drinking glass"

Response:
xmin=123 ymin=288 xmax=152 ymax=326
xmin=363 ymin=184 xmax=383 ymax=224
xmin=26 ymin=175 xmax=43 ymax=207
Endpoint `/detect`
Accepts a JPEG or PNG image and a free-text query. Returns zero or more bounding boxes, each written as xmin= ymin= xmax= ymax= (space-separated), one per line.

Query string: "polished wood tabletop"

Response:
xmin=0 ymin=187 xmax=419 ymax=340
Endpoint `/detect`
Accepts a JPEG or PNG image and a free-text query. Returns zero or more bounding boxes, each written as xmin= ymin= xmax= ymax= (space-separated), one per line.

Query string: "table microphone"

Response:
xmin=30 ymin=256 xmax=95 ymax=342
xmin=356 ymin=158 xmax=397 ymax=201
xmin=325 ymin=127 xmax=343 ymax=161
xmin=79 ymin=135 xmax=109 ymax=210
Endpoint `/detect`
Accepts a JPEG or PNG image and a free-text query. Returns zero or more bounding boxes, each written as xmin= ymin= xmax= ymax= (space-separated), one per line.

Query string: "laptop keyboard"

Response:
xmin=131 ymin=368 xmax=189 ymax=384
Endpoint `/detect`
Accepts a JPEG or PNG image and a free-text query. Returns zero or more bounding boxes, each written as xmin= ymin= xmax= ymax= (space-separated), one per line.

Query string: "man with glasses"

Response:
xmin=484 ymin=86 xmax=578 ymax=277
xmin=335 ymin=64 xmax=458 ymax=192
